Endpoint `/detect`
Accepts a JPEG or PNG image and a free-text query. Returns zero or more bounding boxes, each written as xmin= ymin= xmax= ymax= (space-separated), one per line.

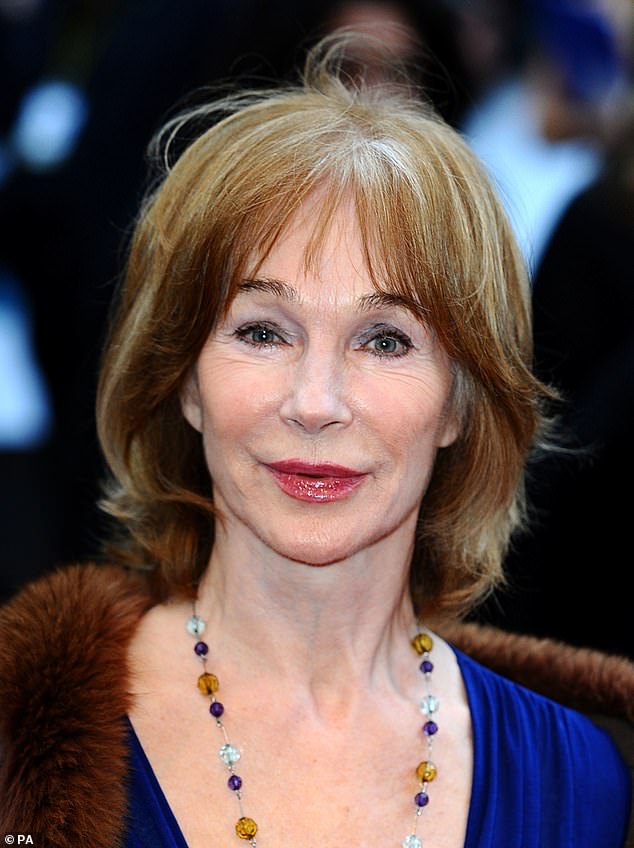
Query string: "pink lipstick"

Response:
xmin=266 ymin=460 xmax=367 ymax=502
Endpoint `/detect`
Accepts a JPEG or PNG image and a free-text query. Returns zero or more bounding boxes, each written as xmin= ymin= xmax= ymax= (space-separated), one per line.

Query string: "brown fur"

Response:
xmin=438 ymin=620 xmax=634 ymax=722
xmin=0 ymin=565 xmax=152 ymax=847
xmin=439 ymin=619 xmax=634 ymax=848
xmin=1 ymin=564 xmax=632 ymax=847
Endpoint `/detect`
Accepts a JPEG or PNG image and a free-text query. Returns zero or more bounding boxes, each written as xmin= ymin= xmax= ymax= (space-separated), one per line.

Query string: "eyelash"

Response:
xmin=363 ymin=326 xmax=413 ymax=358
xmin=233 ymin=322 xmax=414 ymax=358
xmin=234 ymin=322 xmax=288 ymax=348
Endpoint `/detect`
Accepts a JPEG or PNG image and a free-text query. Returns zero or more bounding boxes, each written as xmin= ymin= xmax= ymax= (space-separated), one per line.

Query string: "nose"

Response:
xmin=280 ymin=345 xmax=353 ymax=434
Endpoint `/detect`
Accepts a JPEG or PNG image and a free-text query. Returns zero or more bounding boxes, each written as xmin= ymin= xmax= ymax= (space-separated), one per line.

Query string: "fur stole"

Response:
xmin=0 ymin=565 xmax=152 ymax=847
xmin=1 ymin=564 xmax=632 ymax=848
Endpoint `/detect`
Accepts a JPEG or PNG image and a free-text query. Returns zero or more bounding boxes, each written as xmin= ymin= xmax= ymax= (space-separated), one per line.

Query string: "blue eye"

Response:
xmin=373 ymin=336 xmax=399 ymax=354
xmin=250 ymin=327 xmax=276 ymax=344
xmin=234 ymin=322 xmax=286 ymax=347
xmin=364 ymin=326 xmax=413 ymax=357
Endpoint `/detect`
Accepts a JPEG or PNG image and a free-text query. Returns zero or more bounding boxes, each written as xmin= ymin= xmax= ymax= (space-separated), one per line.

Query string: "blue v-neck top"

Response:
xmin=122 ymin=649 xmax=631 ymax=847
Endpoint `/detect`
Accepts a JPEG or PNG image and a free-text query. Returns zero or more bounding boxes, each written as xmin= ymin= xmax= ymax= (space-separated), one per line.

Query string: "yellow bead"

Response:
xmin=416 ymin=760 xmax=437 ymax=783
xmin=235 ymin=817 xmax=258 ymax=839
xmin=412 ymin=633 xmax=433 ymax=655
xmin=197 ymin=672 xmax=219 ymax=695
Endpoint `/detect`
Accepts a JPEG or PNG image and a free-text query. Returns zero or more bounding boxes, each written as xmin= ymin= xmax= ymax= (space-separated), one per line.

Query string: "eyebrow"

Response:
xmin=238 ymin=278 xmax=299 ymax=301
xmin=238 ymin=277 xmax=422 ymax=315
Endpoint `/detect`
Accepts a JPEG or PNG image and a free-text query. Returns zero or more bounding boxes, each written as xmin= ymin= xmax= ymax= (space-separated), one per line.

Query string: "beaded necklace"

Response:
xmin=187 ymin=609 xmax=440 ymax=848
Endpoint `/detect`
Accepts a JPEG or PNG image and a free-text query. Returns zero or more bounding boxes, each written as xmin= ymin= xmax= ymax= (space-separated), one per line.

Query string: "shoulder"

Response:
xmin=455 ymin=644 xmax=626 ymax=756
xmin=0 ymin=563 xmax=154 ymax=847
xmin=442 ymin=622 xmax=634 ymax=846
xmin=440 ymin=620 xmax=634 ymax=722
xmin=0 ymin=562 xmax=153 ymax=715
xmin=0 ymin=562 xmax=151 ymax=635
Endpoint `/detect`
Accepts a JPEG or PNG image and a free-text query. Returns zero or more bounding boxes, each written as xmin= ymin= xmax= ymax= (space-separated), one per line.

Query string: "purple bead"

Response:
xmin=420 ymin=660 xmax=433 ymax=674
xmin=194 ymin=641 xmax=209 ymax=656
xmin=423 ymin=720 xmax=438 ymax=736
xmin=415 ymin=791 xmax=429 ymax=807
xmin=210 ymin=701 xmax=224 ymax=718
xmin=228 ymin=774 xmax=242 ymax=791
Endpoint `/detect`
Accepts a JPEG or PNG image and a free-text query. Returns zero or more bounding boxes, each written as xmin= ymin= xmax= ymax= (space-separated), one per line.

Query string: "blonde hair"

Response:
xmin=97 ymin=33 xmax=554 ymax=616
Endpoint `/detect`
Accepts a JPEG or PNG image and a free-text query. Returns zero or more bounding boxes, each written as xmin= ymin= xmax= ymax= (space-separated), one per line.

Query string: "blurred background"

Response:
xmin=1 ymin=0 xmax=632 ymax=658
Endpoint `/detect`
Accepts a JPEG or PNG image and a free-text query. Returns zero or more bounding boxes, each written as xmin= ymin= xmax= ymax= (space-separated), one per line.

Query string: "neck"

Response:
xmin=194 ymin=520 xmax=422 ymax=712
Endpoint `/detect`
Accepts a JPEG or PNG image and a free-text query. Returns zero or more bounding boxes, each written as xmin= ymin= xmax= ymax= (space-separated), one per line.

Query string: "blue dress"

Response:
xmin=123 ymin=649 xmax=631 ymax=847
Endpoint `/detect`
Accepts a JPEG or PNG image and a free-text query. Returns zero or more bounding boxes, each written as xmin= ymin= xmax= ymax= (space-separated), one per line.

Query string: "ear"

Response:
xmin=437 ymin=384 xmax=463 ymax=448
xmin=437 ymin=368 xmax=465 ymax=448
xmin=437 ymin=409 xmax=460 ymax=448
xmin=180 ymin=371 xmax=203 ymax=433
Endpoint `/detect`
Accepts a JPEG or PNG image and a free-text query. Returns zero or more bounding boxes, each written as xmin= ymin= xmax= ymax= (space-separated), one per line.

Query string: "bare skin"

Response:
xmin=128 ymin=529 xmax=473 ymax=848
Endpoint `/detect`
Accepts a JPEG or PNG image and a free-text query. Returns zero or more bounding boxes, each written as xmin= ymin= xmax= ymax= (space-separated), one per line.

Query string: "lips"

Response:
xmin=265 ymin=460 xmax=368 ymax=502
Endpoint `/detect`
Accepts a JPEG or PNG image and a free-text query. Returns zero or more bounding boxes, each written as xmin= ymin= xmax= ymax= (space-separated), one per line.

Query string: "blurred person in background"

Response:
xmin=459 ymin=0 xmax=625 ymax=272
xmin=479 ymin=0 xmax=634 ymax=659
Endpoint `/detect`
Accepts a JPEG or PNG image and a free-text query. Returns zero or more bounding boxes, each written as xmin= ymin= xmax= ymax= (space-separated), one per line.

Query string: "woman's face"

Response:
xmin=182 ymin=198 xmax=458 ymax=566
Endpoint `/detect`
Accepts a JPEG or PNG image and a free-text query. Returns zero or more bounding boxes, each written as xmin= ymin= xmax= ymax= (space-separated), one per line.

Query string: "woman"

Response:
xmin=1 ymin=33 xmax=632 ymax=848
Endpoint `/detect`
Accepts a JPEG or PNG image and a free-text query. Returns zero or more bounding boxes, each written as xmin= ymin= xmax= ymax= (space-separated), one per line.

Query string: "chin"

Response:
xmin=263 ymin=534 xmax=360 ymax=567
xmin=279 ymin=547 xmax=355 ymax=568
xmin=256 ymin=519 xmax=394 ymax=568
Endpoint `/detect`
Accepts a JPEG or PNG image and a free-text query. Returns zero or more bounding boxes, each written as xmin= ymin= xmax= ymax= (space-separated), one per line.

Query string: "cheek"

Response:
xmin=359 ymin=368 xmax=454 ymax=448
xmin=196 ymin=360 xmax=283 ymax=443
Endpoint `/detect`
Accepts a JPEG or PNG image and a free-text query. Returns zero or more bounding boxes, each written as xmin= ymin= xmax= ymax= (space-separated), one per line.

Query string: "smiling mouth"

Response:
xmin=265 ymin=460 xmax=367 ymax=502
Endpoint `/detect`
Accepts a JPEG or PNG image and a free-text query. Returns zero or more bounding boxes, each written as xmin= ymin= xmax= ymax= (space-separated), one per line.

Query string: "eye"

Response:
xmin=234 ymin=322 xmax=287 ymax=347
xmin=362 ymin=325 xmax=413 ymax=358
xmin=372 ymin=336 xmax=400 ymax=354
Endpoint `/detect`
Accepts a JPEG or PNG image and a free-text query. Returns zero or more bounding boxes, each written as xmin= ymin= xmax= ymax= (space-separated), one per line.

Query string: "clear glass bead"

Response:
xmin=219 ymin=743 xmax=241 ymax=765
xmin=419 ymin=694 xmax=439 ymax=716
xmin=186 ymin=614 xmax=206 ymax=636
xmin=402 ymin=835 xmax=422 ymax=848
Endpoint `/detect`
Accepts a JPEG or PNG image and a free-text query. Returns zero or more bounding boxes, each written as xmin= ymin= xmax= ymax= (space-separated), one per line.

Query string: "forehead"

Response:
xmin=256 ymin=197 xmax=368 ymax=294
xmin=221 ymin=178 xmax=441 ymax=326
xmin=230 ymin=189 xmax=433 ymax=323
xmin=234 ymin=207 xmax=434 ymax=327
